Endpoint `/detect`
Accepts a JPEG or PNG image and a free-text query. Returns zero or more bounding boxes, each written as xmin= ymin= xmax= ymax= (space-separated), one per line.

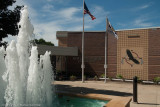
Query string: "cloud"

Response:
xmin=46 ymin=0 xmax=71 ymax=4
xmin=116 ymin=23 xmax=127 ymax=28
xmin=133 ymin=17 xmax=153 ymax=27
xmin=8 ymin=0 xmax=25 ymax=10
xmin=33 ymin=22 xmax=61 ymax=46
xmin=94 ymin=6 xmax=110 ymax=16
xmin=32 ymin=7 xmax=83 ymax=46
xmin=36 ymin=5 xmax=110 ymax=45
xmin=31 ymin=7 xmax=82 ymax=45
xmin=2 ymin=35 xmax=17 ymax=44
xmin=6 ymin=0 xmax=110 ymax=46
xmin=56 ymin=7 xmax=81 ymax=19
xmin=42 ymin=4 xmax=54 ymax=12
xmin=9 ymin=0 xmax=38 ymax=20
xmin=132 ymin=2 xmax=153 ymax=11
xmin=117 ymin=14 xmax=154 ymax=29
xmin=94 ymin=6 xmax=110 ymax=22
xmin=33 ymin=5 xmax=110 ymax=45
xmin=140 ymin=5 xmax=150 ymax=9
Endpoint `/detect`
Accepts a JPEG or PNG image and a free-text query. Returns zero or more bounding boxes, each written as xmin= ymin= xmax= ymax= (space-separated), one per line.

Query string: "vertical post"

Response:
xmin=82 ymin=0 xmax=85 ymax=83
xmin=104 ymin=17 xmax=108 ymax=83
xmin=133 ymin=76 xmax=138 ymax=103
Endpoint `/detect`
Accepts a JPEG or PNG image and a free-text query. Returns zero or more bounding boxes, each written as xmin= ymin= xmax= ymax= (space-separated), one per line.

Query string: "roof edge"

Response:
xmin=56 ymin=27 xmax=160 ymax=38
xmin=116 ymin=26 xmax=160 ymax=31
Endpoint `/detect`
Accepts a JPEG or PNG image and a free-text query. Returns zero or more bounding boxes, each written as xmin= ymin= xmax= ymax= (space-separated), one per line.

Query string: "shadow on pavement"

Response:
xmin=138 ymin=103 xmax=160 ymax=105
xmin=55 ymin=84 xmax=132 ymax=97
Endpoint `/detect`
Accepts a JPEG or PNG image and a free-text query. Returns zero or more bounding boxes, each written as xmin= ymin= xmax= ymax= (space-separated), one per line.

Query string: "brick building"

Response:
xmin=56 ymin=27 xmax=160 ymax=80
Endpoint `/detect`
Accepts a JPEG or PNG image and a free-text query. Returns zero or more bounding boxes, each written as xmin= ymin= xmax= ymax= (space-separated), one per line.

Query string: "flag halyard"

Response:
xmin=84 ymin=1 xmax=96 ymax=20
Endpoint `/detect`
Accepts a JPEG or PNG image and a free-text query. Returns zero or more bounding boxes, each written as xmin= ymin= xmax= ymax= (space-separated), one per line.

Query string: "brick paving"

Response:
xmin=54 ymin=80 xmax=160 ymax=107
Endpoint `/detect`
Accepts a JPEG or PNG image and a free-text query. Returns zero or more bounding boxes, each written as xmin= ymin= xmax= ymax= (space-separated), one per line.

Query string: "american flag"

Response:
xmin=84 ymin=1 xmax=96 ymax=20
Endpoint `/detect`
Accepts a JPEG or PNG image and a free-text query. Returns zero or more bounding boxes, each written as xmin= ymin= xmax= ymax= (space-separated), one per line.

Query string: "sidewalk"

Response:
xmin=54 ymin=81 xmax=160 ymax=107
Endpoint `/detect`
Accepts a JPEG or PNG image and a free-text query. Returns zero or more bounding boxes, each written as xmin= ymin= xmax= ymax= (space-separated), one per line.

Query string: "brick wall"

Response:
xmin=107 ymin=32 xmax=117 ymax=77
xmin=57 ymin=28 xmax=160 ymax=80
xmin=117 ymin=29 xmax=148 ymax=80
xmin=57 ymin=37 xmax=67 ymax=47
xmin=62 ymin=32 xmax=117 ymax=78
xmin=67 ymin=32 xmax=107 ymax=77
xmin=148 ymin=28 xmax=160 ymax=80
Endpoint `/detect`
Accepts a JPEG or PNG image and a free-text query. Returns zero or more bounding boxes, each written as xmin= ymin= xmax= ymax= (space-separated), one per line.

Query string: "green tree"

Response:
xmin=0 ymin=0 xmax=23 ymax=46
xmin=35 ymin=38 xmax=54 ymax=46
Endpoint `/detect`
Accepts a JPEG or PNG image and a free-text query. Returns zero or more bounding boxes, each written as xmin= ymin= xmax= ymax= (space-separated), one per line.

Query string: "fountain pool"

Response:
xmin=57 ymin=95 xmax=109 ymax=107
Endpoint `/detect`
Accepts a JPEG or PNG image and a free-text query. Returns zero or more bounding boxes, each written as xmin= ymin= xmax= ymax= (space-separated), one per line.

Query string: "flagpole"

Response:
xmin=82 ymin=0 xmax=85 ymax=83
xmin=104 ymin=17 xmax=108 ymax=83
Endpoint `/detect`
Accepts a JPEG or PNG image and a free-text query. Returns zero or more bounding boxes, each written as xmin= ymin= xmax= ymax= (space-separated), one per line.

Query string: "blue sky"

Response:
xmin=8 ymin=0 xmax=160 ymax=45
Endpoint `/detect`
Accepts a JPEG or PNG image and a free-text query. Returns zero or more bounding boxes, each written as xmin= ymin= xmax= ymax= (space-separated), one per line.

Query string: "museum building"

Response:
xmin=56 ymin=27 xmax=160 ymax=80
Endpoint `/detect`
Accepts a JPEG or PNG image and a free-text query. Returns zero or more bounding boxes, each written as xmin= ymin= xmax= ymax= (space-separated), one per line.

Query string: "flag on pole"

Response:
xmin=84 ymin=1 xmax=96 ymax=20
xmin=107 ymin=18 xmax=118 ymax=39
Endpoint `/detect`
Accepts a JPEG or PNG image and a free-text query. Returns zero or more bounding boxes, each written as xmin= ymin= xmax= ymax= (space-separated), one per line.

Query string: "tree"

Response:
xmin=0 ymin=0 xmax=23 ymax=45
xmin=35 ymin=38 xmax=54 ymax=46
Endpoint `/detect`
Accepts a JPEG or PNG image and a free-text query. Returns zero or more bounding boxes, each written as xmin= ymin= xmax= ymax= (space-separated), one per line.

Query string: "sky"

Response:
xmin=5 ymin=0 xmax=160 ymax=46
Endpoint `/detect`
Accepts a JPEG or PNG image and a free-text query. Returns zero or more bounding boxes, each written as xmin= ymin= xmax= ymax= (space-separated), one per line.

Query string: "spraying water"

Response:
xmin=4 ymin=40 xmax=22 ymax=107
xmin=0 ymin=46 xmax=6 ymax=105
xmin=0 ymin=6 xmax=55 ymax=107
xmin=16 ymin=6 xmax=33 ymax=103
xmin=26 ymin=46 xmax=41 ymax=105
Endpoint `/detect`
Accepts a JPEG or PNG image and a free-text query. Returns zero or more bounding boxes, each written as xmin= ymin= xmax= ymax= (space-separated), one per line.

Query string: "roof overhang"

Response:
xmin=37 ymin=44 xmax=78 ymax=56
xmin=56 ymin=31 xmax=68 ymax=38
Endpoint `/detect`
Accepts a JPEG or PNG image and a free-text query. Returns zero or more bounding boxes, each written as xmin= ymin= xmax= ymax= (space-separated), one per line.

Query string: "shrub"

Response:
xmin=153 ymin=77 xmax=160 ymax=84
xmin=100 ymin=74 xmax=105 ymax=78
xmin=116 ymin=74 xmax=123 ymax=79
xmin=116 ymin=74 xmax=125 ymax=81
xmin=94 ymin=76 xmax=98 ymax=81
xmin=137 ymin=76 xmax=142 ymax=83
xmin=70 ymin=75 xmax=77 ymax=81
xmin=84 ymin=75 xmax=86 ymax=80
xmin=108 ymin=77 xmax=112 ymax=81
xmin=56 ymin=70 xmax=62 ymax=74
xmin=153 ymin=77 xmax=160 ymax=82
xmin=137 ymin=76 xmax=140 ymax=80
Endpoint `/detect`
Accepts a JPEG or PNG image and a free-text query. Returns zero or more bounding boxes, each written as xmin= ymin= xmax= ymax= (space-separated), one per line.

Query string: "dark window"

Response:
xmin=128 ymin=36 xmax=140 ymax=38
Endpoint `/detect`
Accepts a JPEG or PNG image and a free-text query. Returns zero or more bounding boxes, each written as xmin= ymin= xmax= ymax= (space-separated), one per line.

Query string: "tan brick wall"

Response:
xmin=117 ymin=29 xmax=148 ymax=80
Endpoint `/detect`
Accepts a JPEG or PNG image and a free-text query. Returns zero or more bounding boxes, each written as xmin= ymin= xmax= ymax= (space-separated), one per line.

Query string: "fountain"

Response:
xmin=0 ymin=5 xmax=110 ymax=107
xmin=0 ymin=6 xmax=55 ymax=107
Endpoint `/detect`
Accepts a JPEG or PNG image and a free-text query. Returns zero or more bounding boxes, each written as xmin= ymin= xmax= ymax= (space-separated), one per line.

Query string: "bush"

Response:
xmin=84 ymin=75 xmax=86 ymax=80
xmin=100 ymin=74 xmax=105 ymax=78
xmin=116 ymin=74 xmax=125 ymax=81
xmin=108 ymin=77 xmax=112 ymax=81
xmin=153 ymin=77 xmax=160 ymax=84
xmin=94 ymin=76 xmax=98 ymax=81
xmin=70 ymin=75 xmax=77 ymax=81
xmin=137 ymin=76 xmax=140 ymax=80
xmin=55 ymin=70 xmax=62 ymax=80
xmin=56 ymin=70 xmax=62 ymax=74
xmin=116 ymin=74 xmax=123 ymax=79
xmin=137 ymin=76 xmax=142 ymax=83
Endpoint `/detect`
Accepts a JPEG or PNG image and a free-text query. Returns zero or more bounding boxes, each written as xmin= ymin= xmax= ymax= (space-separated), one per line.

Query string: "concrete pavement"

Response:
xmin=54 ymin=80 xmax=160 ymax=107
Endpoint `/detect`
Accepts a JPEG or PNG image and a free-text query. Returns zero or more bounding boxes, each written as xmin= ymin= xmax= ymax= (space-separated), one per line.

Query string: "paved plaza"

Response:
xmin=54 ymin=80 xmax=160 ymax=107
